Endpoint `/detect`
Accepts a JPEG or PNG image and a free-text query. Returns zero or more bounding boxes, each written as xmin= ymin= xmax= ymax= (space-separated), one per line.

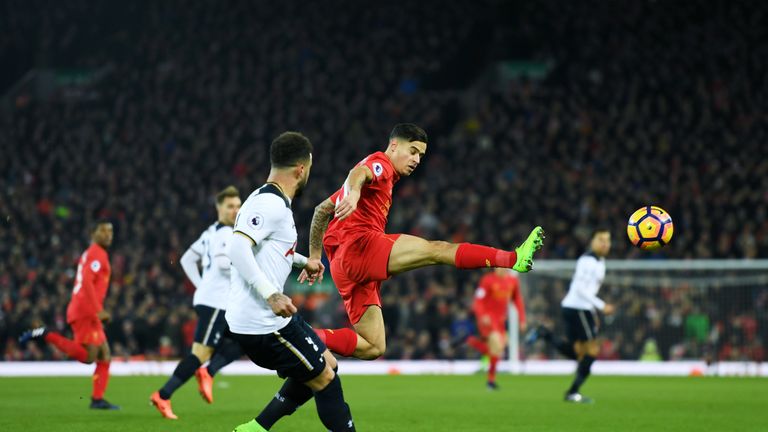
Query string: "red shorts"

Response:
xmin=476 ymin=314 xmax=507 ymax=338
xmin=327 ymin=231 xmax=401 ymax=324
xmin=69 ymin=316 xmax=106 ymax=346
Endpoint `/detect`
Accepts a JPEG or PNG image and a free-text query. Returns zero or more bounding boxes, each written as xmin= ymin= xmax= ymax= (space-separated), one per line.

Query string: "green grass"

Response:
xmin=0 ymin=374 xmax=765 ymax=431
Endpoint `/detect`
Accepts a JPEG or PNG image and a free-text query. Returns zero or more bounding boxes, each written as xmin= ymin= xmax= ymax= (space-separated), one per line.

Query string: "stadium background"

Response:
xmin=1 ymin=0 xmax=766 ymax=368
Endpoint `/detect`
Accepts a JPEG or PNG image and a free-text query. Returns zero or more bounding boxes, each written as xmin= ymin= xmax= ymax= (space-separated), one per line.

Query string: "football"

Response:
xmin=627 ymin=206 xmax=674 ymax=251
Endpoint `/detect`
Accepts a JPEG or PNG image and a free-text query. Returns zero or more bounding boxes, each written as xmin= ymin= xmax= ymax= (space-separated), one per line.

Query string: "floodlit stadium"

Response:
xmin=1 ymin=1 xmax=766 ymax=431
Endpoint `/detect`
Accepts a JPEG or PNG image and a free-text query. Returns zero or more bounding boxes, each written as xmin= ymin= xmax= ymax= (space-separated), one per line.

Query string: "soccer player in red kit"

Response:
xmin=19 ymin=220 xmax=119 ymax=410
xmin=466 ymin=268 xmax=526 ymax=390
xmin=299 ymin=123 xmax=544 ymax=360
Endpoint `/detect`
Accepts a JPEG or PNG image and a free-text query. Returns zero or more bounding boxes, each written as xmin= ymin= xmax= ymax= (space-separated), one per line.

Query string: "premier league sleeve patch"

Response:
xmin=372 ymin=162 xmax=384 ymax=177
xmin=90 ymin=260 xmax=101 ymax=272
xmin=248 ymin=213 xmax=265 ymax=230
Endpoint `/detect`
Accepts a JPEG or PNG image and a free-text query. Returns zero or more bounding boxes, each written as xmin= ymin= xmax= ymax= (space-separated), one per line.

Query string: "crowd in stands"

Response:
xmin=1 ymin=0 xmax=765 ymax=363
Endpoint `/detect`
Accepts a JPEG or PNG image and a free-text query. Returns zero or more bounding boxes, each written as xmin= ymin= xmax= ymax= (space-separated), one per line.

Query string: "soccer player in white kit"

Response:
xmin=227 ymin=132 xmax=355 ymax=432
xmin=526 ymin=229 xmax=615 ymax=403
xmin=151 ymin=186 xmax=244 ymax=419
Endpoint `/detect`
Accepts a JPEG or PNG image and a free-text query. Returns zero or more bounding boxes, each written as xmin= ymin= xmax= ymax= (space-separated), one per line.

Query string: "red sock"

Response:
xmin=489 ymin=355 xmax=499 ymax=383
xmin=92 ymin=361 xmax=110 ymax=399
xmin=454 ymin=243 xmax=516 ymax=269
xmin=466 ymin=336 xmax=489 ymax=355
xmin=314 ymin=328 xmax=358 ymax=357
xmin=44 ymin=332 xmax=88 ymax=363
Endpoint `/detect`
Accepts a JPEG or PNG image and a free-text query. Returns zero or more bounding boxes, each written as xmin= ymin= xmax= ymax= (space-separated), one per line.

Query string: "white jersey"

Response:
xmin=226 ymin=184 xmax=297 ymax=334
xmin=188 ymin=222 xmax=233 ymax=309
xmin=561 ymin=252 xmax=606 ymax=311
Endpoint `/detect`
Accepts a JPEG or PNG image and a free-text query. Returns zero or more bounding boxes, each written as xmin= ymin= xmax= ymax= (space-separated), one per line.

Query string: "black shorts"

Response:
xmin=562 ymin=307 xmax=597 ymax=342
xmin=230 ymin=314 xmax=328 ymax=382
xmin=194 ymin=305 xmax=229 ymax=347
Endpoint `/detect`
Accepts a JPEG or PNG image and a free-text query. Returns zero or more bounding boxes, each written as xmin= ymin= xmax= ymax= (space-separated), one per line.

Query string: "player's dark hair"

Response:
xmin=591 ymin=228 xmax=611 ymax=238
xmin=90 ymin=218 xmax=112 ymax=233
xmin=389 ymin=123 xmax=428 ymax=143
xmin=270 ymin=132 xmax=313 ymax=168
xmin=216 ymin=185 xmax=240 ymax=204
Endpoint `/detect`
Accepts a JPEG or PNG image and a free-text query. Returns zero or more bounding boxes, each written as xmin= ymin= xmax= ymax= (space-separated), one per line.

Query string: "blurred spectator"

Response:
xmin=1 ymin=0 xmax=766 ymax=361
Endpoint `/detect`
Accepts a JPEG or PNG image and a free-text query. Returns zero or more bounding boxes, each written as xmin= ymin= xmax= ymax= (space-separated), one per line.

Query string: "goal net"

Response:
xmin=513 ymin=259 xmax=768 ymax=373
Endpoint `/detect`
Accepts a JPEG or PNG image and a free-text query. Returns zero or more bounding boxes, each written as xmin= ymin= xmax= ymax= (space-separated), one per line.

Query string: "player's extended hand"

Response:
xmin=603 ymin=303 xmax=616 ymax=316
xmin=334 ymin=190 xmax=360 ymax=221
xmin=267 ymin=293 xmax=297 ymax=318
xmin=97 ymin=310 xmax=111 ymax=323
xmin=297 ymin=258 xmax=325 ymax=286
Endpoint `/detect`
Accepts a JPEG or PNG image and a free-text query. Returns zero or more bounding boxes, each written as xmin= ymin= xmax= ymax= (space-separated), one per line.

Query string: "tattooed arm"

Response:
xmin=309 ymin=198 xmax=336 ymax=259
xmin=297 ymin=198 xmax=336 ymax=285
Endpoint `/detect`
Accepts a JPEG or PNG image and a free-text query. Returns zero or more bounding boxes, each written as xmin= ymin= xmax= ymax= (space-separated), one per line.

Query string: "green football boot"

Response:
xmin=233 ymin=420 xmax=268 ymax=432
xmin=512 ymin=226 xmax=545 ymax=272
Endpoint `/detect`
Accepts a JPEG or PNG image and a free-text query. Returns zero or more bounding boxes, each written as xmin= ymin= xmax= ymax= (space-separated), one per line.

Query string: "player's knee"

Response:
xmin=308 ymin=365 xmax=336 ymax=391
xmin=358 ymin=341 xmax=386 ymax=360
xmin=83 ymin=346 xmax=98 ymax=364
xmin=323 ymin=350 xmax=338 ymax=370
xmin=488 ymin=336 xmax=504 ymax=356
xmin=192 ymin=344 xmax=214 ymax=363
xmin=586 ymin=341 xmax=599 ymax=357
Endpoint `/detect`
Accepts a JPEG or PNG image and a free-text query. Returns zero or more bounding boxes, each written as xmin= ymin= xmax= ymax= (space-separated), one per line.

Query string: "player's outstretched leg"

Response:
xmin=18 ymin=327 xmax=48 ymax=346
xmin=386 ymin=226 xmax=545 ymax=275
xmin=23 ymin=326 xmax=118 ymax=409
xmin=318 ymin=228 xmax=544 ymax=361
xmin=19 ymin=326 xmax=91 ymax=363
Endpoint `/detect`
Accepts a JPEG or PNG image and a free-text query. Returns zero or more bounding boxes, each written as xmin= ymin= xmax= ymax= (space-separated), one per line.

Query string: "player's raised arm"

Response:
xmin=334 ymin=165 xmax=373 ymax=221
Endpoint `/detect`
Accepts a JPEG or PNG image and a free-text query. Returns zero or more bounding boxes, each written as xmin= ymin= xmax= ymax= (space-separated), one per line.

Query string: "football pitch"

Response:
xmin=1 ymin=374 xmax=764 ymax=431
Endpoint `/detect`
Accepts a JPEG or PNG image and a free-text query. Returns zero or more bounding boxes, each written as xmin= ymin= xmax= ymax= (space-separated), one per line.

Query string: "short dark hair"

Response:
xmin=270 ymin=132 xmax=313 ymax=168
xmin=591 ymin=228 xmax=611 ymax=238
xmin=216 ymin=185 xmax=240 ymax=204
xmin=389 ymin=123 xmax=428 ymax=143
xmin=90 ymin=218 xmax=112 ymax=233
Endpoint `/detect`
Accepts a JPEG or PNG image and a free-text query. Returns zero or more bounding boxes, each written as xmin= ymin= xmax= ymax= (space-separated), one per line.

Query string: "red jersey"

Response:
xmin=66 ymin=243 xmax=111 ymax=323
xmin=324 ymin=151 xmax=399 ymax=250
xmin=473 ymin=272 xmax=525 ymax=324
